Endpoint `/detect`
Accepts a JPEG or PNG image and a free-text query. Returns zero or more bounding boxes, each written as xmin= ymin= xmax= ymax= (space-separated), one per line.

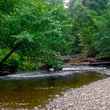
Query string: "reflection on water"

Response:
xmin=0 ymin=71 xmax=107 ymax=109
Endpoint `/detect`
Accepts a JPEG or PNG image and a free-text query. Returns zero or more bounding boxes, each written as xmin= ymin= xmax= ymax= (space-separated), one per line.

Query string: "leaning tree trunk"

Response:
xmin=0 ymin=40 xmax=22 ymax=65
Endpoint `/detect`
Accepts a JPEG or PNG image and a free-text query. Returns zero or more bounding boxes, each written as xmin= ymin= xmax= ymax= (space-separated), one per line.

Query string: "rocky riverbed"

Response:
xmin=39 ymin=77 xmax=110 ymax=110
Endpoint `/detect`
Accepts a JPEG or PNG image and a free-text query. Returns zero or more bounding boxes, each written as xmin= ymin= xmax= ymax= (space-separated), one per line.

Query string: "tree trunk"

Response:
xmin=0 ymin=41 xmax=21 ymax=65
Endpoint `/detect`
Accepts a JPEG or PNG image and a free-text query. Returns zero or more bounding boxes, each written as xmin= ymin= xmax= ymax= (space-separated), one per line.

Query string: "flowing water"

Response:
xmin=0 ymin=66 xmax=108 ymax=109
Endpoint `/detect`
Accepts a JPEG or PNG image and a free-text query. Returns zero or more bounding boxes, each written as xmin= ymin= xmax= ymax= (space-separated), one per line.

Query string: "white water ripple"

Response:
xmin=0 ymin=66 xmax=109 ymax=80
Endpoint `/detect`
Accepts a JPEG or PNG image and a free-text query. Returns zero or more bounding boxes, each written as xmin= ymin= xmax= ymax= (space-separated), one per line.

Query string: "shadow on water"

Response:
xmin=0 ymin=71 xmax=107 ymax=109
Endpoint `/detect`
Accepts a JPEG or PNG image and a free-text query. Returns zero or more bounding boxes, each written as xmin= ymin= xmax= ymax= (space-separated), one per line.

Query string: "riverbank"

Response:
xmin=40 ymin=77 xmax=110 ymax=110
xmin=0 ymin=66 xmax=107 ymax=80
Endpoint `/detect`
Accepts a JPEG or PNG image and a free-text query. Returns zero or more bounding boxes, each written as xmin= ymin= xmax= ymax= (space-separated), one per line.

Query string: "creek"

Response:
xmin=0 ymin=66 xmax=109 ymax=109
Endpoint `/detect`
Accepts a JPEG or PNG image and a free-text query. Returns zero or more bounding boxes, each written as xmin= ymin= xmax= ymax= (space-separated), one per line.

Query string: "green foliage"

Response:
xmin=93 ymin=8 xmax=110 ymax=58
xmin=0 ymin=0 xmax=110 ymax=72
xmin=82 ymin=0 xmax=108 ymax=13
xmin=69 ymin=0 xmax=110 ymax=58
xmin=0 ymin=0 xmax=73 ymax=71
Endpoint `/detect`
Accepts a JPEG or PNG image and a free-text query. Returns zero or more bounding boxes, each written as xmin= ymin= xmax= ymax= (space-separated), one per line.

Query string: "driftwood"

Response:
xmin=89 ymin=62 xmax=110 ymax=66
xmin=63 ymin=56 xmax=110 ymax=67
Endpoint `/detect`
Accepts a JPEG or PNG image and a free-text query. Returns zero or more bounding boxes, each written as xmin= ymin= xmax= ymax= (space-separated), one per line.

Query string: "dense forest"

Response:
xmin=0 ymin=0 xmax=110 ymax=71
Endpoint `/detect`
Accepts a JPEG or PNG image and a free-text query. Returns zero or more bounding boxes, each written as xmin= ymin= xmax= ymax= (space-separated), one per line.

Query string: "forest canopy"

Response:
xmin=0 ymin=0 xmax=110 ymax=71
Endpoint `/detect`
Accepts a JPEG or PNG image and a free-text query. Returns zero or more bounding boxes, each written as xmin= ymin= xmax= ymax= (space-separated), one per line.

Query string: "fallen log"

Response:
xmin=89 ymin=61 xmax=110 ymax=66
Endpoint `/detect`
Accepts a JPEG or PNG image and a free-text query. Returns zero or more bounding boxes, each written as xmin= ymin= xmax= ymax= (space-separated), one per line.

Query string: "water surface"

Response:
xmin=0 ymin=70 xmax=107 ymax=109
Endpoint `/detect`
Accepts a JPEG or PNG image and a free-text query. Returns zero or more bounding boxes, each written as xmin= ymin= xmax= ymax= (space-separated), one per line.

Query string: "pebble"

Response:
xmin=40 ymin=77 xmax=110 ymax=110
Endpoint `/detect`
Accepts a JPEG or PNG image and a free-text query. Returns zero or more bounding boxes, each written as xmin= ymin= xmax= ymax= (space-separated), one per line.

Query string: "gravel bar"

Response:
xmin=40 ymin=77 xmax=110 ymax=110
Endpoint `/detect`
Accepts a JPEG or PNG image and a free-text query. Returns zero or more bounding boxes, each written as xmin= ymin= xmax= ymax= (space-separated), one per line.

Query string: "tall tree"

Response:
xmin=0 ymin=0 xmax=72 ymax=70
